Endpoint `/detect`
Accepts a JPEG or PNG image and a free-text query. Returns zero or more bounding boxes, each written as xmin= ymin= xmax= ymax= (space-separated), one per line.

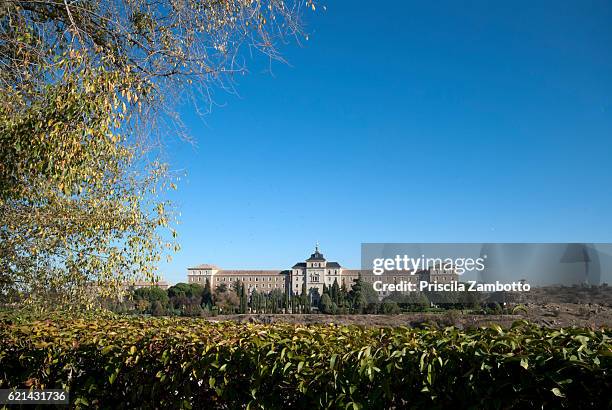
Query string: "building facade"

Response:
xmin=187 ymin=264 xmax=288 ymax=293
xmin=188 ymin=245 xmax=458 ymax=303
xmin=124 ymin=279 xmax=170 ymax=290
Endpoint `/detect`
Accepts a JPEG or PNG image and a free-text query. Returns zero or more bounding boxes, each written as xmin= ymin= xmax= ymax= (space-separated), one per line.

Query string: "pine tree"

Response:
xmin=350 ymin=274 xmax=368 ymax=313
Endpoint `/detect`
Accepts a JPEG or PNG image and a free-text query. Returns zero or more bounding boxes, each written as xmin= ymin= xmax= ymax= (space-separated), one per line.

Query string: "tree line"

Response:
xmin=104 ymin=274 xmax=488 ymax=316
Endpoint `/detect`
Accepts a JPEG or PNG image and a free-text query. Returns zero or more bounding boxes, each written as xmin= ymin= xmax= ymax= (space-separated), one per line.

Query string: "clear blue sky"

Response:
xmin=159 ymin=0 xmax=612 ymax=284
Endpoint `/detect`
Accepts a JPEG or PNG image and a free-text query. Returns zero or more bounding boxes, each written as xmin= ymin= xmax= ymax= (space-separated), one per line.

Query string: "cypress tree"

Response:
xmin=301 ymin=281 xmax=310 ymax=313
xmin=202 ymin=278 xmax=213 ymax=307
xmin=331 ymin=278 xmax=340 ymax=306
xmin=240 ymin=283 xmax=248 ymax=313
xmin=339 ymin=281 xmax=349 ymax=308
xmin=284 ymin=291 xmax=290 ymax=313
xmin=350 ymin=273 xmax=368 ymax=313
xmin=251 ymin=289 xmax=260 ymax=312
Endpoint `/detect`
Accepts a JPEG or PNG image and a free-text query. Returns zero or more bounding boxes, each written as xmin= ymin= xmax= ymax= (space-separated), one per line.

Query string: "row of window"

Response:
xmin=222 ymin=277 xmax=280 ymax=282
xmin=249 ymin=283 xmax=282 ymax=289
xmin=189 ymin=277 xmax=284 ymax=288
xmin=191 ymin=276 xmax=280 ymax=282
xmin=294 ymin=269 xmax=339 ymax=275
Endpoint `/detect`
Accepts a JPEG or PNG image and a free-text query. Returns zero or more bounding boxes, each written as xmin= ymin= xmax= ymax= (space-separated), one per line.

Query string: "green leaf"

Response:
xmin=551 ymin=387 xmax=565 ymax=398
xmin=330 ymin=354 xmax=338 ymax=369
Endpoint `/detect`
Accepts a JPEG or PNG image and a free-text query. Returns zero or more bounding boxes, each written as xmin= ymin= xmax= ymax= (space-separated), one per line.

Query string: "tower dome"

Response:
xmin=306 ymin=242 xmax=326 ymax=261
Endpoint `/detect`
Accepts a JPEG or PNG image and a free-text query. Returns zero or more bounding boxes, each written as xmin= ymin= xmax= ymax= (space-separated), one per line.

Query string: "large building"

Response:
xmin=187 ymin=264 xmax=288 ymax=292
xmin=125 ymin=280 xmax=170 ymax=290
xmin=188 ymin=245 xmax=458 ymax=303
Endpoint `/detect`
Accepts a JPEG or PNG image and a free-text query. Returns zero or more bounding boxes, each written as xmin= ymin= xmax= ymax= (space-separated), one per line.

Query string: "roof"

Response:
xmin=292 ymin=261 xmax=342 ymax=269
xmin=214 ymin=270 xmax=287 ymax=276
xmin=189 ymin=264 xmax=219 ymax=270
xmin=342 ymin=269 xmax=421 ymax=276
xmin=124 ymin=280 xmax=170 ymax=289
xmin=306 ymin=249 xmax=326 ymax=261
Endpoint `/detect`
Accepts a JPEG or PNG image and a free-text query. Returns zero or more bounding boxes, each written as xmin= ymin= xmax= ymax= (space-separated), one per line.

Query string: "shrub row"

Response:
xmin=0 ymin=313 xmax=610 ymax=409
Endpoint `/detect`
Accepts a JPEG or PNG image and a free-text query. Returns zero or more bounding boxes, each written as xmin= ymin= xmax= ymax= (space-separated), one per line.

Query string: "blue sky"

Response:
xmin=159 ymin=0 xmax=612 ymax=284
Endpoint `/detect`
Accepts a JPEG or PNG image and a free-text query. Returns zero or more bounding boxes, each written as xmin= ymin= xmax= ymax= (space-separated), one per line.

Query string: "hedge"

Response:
xmin=0 ymin=313 xmax=610 ymax=409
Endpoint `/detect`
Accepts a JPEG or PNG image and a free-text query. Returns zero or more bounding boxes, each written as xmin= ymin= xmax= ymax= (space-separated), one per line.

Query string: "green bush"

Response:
xmin=0 ymin=313 xmax=610 ymax=409
xmin=381 ymin=301 xmax=400 ymax=315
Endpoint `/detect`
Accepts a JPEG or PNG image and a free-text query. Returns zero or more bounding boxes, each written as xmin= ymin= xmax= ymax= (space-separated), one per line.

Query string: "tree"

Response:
xmin=349 ymin=274 xmax=369 ymax=313
xmin=267 ymin=288 xmax=284 ymax=314
xmin=300 ymin=281 xmax=310 ymax=313
xmin=232 ymin=280 xmax=242 ymax=296
xmin=284 ymin=291 xmax=290 ymax=314
xmin=319 ymin=293 xmax=333 ymax=314
xmin=339 ymin=281 xmax=349 ymax=310
xmin=188 ymin=284 xmax=204 ymax=299
xmin=202 ymin=278 xmax=213 ymax=308
xmin=182 ymin=303 xmax=204 ymax=317
xmin=134 ymin=286 xmax=169 ymax=305
xmin=215 ymin=290 xmax=240 ymax=314
xmin=362 ymin=281 xmax=380 ymax=304
xmin=331 ymin=278 xmax=340 ymax=306
xmin=0 ymin=0 xmax=315 ymax=306
xmin=151 ymin=300 xmax=168 ymax=316
xmin=381 ymin=300 xmax=400 ymax=315
xmin=384 ymin=292 xmax=429 ymax=312
xmin=291 ymin=295 xmax=299 ymax=314
xmin=251 ymin=289 xmax=262 ymax=312
xmin=136 ymin=299 xmax=151 ymax=314
xmin=132 ymin=286 xmax=168 ymax=314
xmin=215 ymin=283 xmax=228 ymax=294
xmin=167 ymin=282 xmax=203 ymax=313
xmin=354 ymin=293 xmax=368 ymax=314
xmin=168 ymin=283 xmax=191 ymax=299
xmin=239 ymin=282 xmax=248 ymax=314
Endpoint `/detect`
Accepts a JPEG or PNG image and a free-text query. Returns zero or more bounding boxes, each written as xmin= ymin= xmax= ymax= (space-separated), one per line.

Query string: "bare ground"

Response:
xmin=205 ymin=303 xmax=612 ymax=329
